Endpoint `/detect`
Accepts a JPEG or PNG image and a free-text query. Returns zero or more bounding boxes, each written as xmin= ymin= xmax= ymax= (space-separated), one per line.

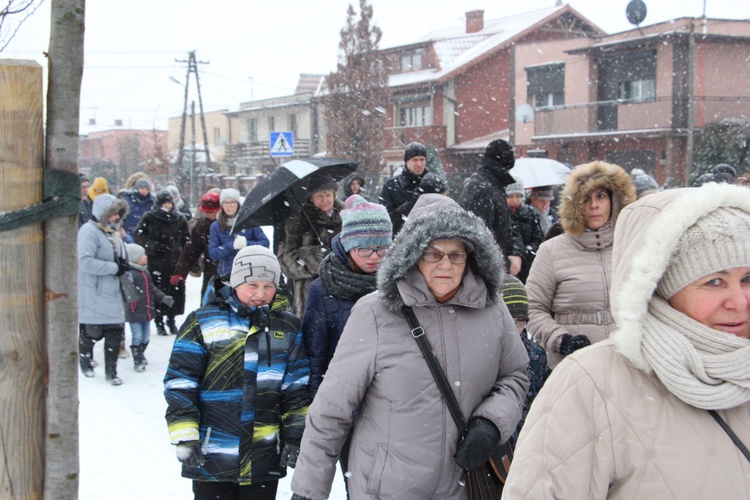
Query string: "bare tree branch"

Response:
xmin=0 ymin=0 xmax=46 ymax=52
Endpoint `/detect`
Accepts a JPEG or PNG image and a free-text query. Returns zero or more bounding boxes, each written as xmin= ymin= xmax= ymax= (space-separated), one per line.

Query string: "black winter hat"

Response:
xmin=484 ymin=139 xmax=515 ymax=169
xmin=154 ymin=189 xmax=174 ymax=207
xmin=404 ymin=142 xmax=427 ymax=163
xmin=306 ymin=173 xmax=338 ymax=198
xmin=711 ymin=163 xmax=737 ymax=179
xmin=418 ymin=172 xmax=448 ymax=194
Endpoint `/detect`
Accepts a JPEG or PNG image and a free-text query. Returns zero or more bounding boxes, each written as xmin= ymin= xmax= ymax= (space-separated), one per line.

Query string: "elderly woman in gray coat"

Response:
xmin=78 ymin=193 xmax=130 ymax=385
xmin=291 ymin=194 xmax=529 ymax=500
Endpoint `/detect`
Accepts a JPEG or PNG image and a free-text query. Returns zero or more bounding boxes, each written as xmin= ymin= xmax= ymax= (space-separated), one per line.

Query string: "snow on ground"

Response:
xmin=79 ymin=228 xmax=347 ymax=499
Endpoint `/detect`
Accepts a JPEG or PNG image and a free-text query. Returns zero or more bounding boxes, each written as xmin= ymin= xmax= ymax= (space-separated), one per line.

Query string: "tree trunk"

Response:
xmin=0 ymin=60 xmax=46 ymax=500
xmin=43 ymin=1 xmax=85 ymax=499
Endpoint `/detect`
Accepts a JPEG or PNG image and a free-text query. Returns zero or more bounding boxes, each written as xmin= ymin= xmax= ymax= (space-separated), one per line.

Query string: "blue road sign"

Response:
xmin=270 ymin=131 xmax=294 ymax=157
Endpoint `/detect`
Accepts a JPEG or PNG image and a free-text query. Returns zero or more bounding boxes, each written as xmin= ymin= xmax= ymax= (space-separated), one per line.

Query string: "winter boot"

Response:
xmin=118 ymin=339 xmax=129 ymax=359
xmin=104 ymin=336 xmax=123 ymax=386
xmin=155 ymin=317 xmax=167 ymax=336
xmin=141 ymin=341 xmax=149 ymax=366
xmin=167 ymin=316 xmax=178 ymax=335
xmin=79 ymin=331 xmax=96 ymax=377
xmin=130 ymin=345 xmax=144 ymax=372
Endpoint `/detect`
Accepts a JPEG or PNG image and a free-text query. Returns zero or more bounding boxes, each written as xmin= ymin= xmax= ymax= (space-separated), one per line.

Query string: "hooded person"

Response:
xmin=505 ymin=183 xmax=750 ymax=498
xmin=77 ymin=193 xmax=129 ymax=385
xmin=278 ymin=174 xmax=344 ymax=318
xmin=165 ymin=184 xmax=193 ymax=220
xmin=459 ymin=139 xmax=526 ymax=276
xmin=291 ymin=194 xmax=529 ymax=500
xmin=339 ymin=171 xmax=366 ymax=201
xmin=629 ymin=168 xmax=659 ymax=198
xmin=121 ymin=176 xmax=155 ymax=236
xmin=525 ymin=161 xmax=636 ymax=368
xmin=133 ymin=189 xmax=189 ymax=335
xmin=164 ymin=245 xmax=311 ymax=498
xmin=379 ymin=141 xmax=428 ymax=220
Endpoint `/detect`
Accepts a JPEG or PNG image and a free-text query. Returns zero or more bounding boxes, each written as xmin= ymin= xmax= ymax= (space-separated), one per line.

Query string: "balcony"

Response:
xmin=224 ymin=138 xmax=311 ymax=161
xmin=533 ymin=96 xmax=750 ymax=138
xmin=384 ymin=125 xmax=447 ymax=150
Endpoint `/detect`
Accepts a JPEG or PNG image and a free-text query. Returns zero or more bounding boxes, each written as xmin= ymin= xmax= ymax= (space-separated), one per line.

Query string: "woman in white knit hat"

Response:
xmin=505 ymin=183 xmax=750 ymax=498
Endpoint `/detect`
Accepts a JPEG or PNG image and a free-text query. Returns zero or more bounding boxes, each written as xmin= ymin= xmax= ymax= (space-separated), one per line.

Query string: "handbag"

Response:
xmin=402 ymin=305 xmax=512 ymax=499
xmin=119 ymin=273 xmax=138 ymax=305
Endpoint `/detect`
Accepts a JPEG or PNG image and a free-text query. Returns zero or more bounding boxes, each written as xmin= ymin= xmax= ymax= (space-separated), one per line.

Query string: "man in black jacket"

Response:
xmin=379 ymin=141 xmax=428 ymax=223
xmin=459 ymin=139 xmax=525 ymax=276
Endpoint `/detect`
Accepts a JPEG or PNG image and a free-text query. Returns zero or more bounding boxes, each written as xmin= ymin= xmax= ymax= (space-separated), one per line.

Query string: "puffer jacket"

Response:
xmin=123 ymin=265 xmax=167 ymax=323
xmin=504 ymin=184 xmax=750 ymax=499
xmin=77 ymin=194 xmax=129 ymax=325
xmin=164 ymin=280 xmax=310 ymax=485
xmin=278 ymin=199 xmax=343 ymax=318
xmin=121 ymin=188 xmax=154 ymax=236
xmin=302 ymin=234 xmax=378 ymax=397
xmin=292 ymin=194 xmax=529 ymax=500
xmin=526 ymin=161 xmax=635 ymax=367
xmin=208 ymin=221 xmax=270 ymax=276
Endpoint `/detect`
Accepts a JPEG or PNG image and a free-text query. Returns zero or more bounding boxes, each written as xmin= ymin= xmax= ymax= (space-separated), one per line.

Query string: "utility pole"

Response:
xmin=175 ymin=51 xmax=212 ymax=205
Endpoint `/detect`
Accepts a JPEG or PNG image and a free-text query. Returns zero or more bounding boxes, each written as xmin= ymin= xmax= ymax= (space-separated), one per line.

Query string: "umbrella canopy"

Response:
xmin=232 ymin=157 xmax=358 ymax=233
xmin=509 ymin=158 xmax=571 ymax=188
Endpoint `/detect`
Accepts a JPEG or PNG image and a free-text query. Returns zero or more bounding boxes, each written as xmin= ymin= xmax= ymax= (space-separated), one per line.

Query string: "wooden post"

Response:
xmin=0 ymin=59 xmax=45 ymax=499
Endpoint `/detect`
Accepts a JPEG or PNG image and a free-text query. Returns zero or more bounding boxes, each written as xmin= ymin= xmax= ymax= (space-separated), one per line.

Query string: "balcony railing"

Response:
xmin=383 ymin=125 xmax=447 ymax=150
xmin=534 ymin=96 xmax=750 ymax=137
xmin=224 ymin=139 xmax=311 ymax=161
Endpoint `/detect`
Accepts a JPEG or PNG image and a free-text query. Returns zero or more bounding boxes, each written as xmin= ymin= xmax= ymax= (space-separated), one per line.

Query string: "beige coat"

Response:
xmin=526 ymin=226 xmax=617 ymax=367
xmin=503 ymin=340 xmax=750 ymax=499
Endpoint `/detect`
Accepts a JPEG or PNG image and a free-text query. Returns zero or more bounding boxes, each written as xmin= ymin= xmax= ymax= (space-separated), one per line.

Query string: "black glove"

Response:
xmin=559 ymin=334 xmax=591 ymax=357
xmin=115 ymin=256 xmax=130 ymax=276
xmin=175 ymin=441 xmax=206 ymax=468
xmin=454 ymin=417 xmax=501 ymax=470
xmin=291 ymin=495 xmax=312 ymax=500
xmin=162 ymin=295 xmax=175 ymax=308
xmin=280 ymin=443 xmax=301 ymax=468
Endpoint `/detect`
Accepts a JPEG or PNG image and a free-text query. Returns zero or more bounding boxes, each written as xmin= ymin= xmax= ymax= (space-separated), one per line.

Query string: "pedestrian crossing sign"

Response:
xmin=270 ymin=131 xmax=294 ymax=157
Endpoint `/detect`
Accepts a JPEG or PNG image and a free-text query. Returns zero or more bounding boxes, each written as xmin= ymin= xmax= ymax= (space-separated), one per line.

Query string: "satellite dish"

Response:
xmin=515 ymin=103 xmax=534 ymax=124
xmin=626 ymin=0 xmax=647 ymax=26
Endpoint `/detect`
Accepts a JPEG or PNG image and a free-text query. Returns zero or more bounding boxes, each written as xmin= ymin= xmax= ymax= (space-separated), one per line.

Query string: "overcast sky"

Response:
xmin=3 ymin=0 xmax=747 ymax=131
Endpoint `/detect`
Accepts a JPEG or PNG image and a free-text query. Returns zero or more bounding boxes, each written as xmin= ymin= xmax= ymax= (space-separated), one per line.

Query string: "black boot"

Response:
xmin=167 ymin=316 xmax=178 ymax=335
xmin=141 ymin=341 xmax=149 ymax=366
xmin=79 ymin=328 xmax=95 ymax=377
xmin=131 ymin=345 xmax=146 ymax=372
xmin=104 ymin=333 xmax=123 ymax=386
xmin=155 ymin=317 xmax=167 ymax=336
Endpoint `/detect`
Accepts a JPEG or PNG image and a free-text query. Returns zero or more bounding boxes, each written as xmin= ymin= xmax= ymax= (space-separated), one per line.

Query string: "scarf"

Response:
xmin=530 ymin=204 xmax=551 ymax=235
xmin=641 ymin=296 xmax=750 ymax=410
xmin=318 ymin=252 xmax=377 ymax=302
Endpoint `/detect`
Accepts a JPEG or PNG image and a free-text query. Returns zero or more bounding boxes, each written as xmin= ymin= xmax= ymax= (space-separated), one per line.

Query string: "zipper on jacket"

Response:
xmin=264 ymin=327 xmax=271 ymax=367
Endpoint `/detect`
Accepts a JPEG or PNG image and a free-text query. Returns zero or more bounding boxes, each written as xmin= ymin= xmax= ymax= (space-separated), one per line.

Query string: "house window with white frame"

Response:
xmin=247 ymin=118 xmax=257 ymax=142
xmin=398 ymin=103 xmax=432 ymax=127
xmin=400 ymin=51 xmax=423 ymax=72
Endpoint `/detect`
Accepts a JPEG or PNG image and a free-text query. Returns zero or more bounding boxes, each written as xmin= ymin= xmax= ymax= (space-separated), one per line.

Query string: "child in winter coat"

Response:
xmin=164 ymin=245 xmax=310 ymax=500
xmin=123 ymin=243 xmax=173 ymax=372
xmin=501 ymin=274 xmax=551 ymax=439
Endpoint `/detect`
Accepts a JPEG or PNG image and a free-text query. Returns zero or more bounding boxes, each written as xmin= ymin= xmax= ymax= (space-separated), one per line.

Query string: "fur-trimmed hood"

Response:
xmin=91 ymin=194 xmax=128 ymax=232
xmin=559 ymin=161 xmax=636 ymax=236
xmin=377 ymin=194 xmax=505 ymax=310
xmin=611 ymin=184 xmax=750 ymax=372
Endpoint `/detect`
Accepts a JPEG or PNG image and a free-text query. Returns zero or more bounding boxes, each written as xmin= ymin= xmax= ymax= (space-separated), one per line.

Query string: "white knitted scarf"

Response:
xmin=641 ymin=296 xmax=750 ymax=410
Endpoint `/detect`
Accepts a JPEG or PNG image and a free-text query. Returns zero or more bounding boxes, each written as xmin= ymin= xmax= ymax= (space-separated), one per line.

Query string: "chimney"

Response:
xmin=466 ymin=10 xmax=484 ymax=34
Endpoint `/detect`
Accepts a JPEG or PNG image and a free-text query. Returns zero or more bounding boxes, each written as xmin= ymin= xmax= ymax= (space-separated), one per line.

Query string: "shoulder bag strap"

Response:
xmin=402 ymin=305 xmax=469 ymax=437
xmin=708 ymin=409 xmax=750 ymax=463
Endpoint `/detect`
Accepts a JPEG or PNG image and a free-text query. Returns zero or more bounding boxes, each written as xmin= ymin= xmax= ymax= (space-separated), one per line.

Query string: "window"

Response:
xmin=597 ymin=51 xmax=656 ymax=103
xmin=526 ymin=63 xmax=565 ymax=108
xmin=618 ymin=79 xmax=655 ymax=101
xmin=247 ymin=118 xmax=257 ymax=142
xmin=398 ymin=104 xmax=432 ymax=127
xmin=289 ymin=113 xmax=298 ymax=136
xmin=400 ymin=52 xmax=423 ymax=72
xmin=213 ymin=127 xmax=221 ymax=145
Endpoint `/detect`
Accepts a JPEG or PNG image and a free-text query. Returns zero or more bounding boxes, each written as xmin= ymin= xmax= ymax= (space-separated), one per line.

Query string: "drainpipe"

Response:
xmin=685 ymin=19 xmax=695 ymax=186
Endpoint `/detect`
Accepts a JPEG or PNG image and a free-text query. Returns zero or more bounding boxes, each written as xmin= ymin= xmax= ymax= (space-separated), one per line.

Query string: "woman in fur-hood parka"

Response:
xmin=291 ymin=194 xmax=529 ymax=500
xmin=505 ymin=184 xmax=750 ymax=498
xmin=526 ymin=161 xmax=636 ymax=367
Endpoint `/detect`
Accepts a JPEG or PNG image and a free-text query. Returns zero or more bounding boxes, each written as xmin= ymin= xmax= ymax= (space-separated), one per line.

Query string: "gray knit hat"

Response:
xmin=220 ymin=188 xmax=241 ymax=206
xmin=505 ymin=176 xmax=525 ymax=197
xmin=231 ymin=245 xmax=281 ymax=288
xmin=125 ymin=243 xmax=146 ymax=265
xmin=657 ymin=207 xmax=750 ymax=299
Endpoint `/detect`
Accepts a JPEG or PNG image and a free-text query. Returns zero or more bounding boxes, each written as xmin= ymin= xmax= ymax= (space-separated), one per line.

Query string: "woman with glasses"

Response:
xmin=291 ymin=194 xmax=529 ymax=500
xmin=301 ymin=195 xmax=393 ymax=496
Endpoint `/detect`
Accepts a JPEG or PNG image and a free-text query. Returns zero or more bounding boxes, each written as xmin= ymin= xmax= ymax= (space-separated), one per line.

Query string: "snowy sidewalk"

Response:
xmin=79 ymin=269 xmax=347 ymax=499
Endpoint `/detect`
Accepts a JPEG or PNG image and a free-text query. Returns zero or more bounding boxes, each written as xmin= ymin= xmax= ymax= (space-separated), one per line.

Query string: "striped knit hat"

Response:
xmin=339 ymin=195 xmax=393 ymax=252
xmin=501 ymin=274 xmax=529 ymax=320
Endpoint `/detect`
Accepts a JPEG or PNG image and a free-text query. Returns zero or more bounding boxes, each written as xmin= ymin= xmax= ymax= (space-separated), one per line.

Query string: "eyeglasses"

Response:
xmin=421 ymin=249 xmax=467 ymax=264
xmin=356 ymin=247 xmax=387 ymax=258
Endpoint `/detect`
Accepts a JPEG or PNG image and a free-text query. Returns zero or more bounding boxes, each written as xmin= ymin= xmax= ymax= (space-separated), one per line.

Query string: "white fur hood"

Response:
xmin=611 ymin=183 xmax=750 ymax=371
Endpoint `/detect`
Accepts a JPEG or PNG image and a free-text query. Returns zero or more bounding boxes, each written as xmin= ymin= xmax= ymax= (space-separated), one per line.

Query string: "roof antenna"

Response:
xmin=626 ymin=0 xmax=648 ymax=35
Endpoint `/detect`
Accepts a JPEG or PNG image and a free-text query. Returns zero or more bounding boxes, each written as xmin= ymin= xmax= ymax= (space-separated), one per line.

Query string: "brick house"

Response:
xmin=512 ymin=17 xmax=750 ymax=186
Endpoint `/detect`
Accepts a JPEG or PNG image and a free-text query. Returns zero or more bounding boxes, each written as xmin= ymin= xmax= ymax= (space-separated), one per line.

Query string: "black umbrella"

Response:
xmin=231 ymin=157 xmax=358 ymax=234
